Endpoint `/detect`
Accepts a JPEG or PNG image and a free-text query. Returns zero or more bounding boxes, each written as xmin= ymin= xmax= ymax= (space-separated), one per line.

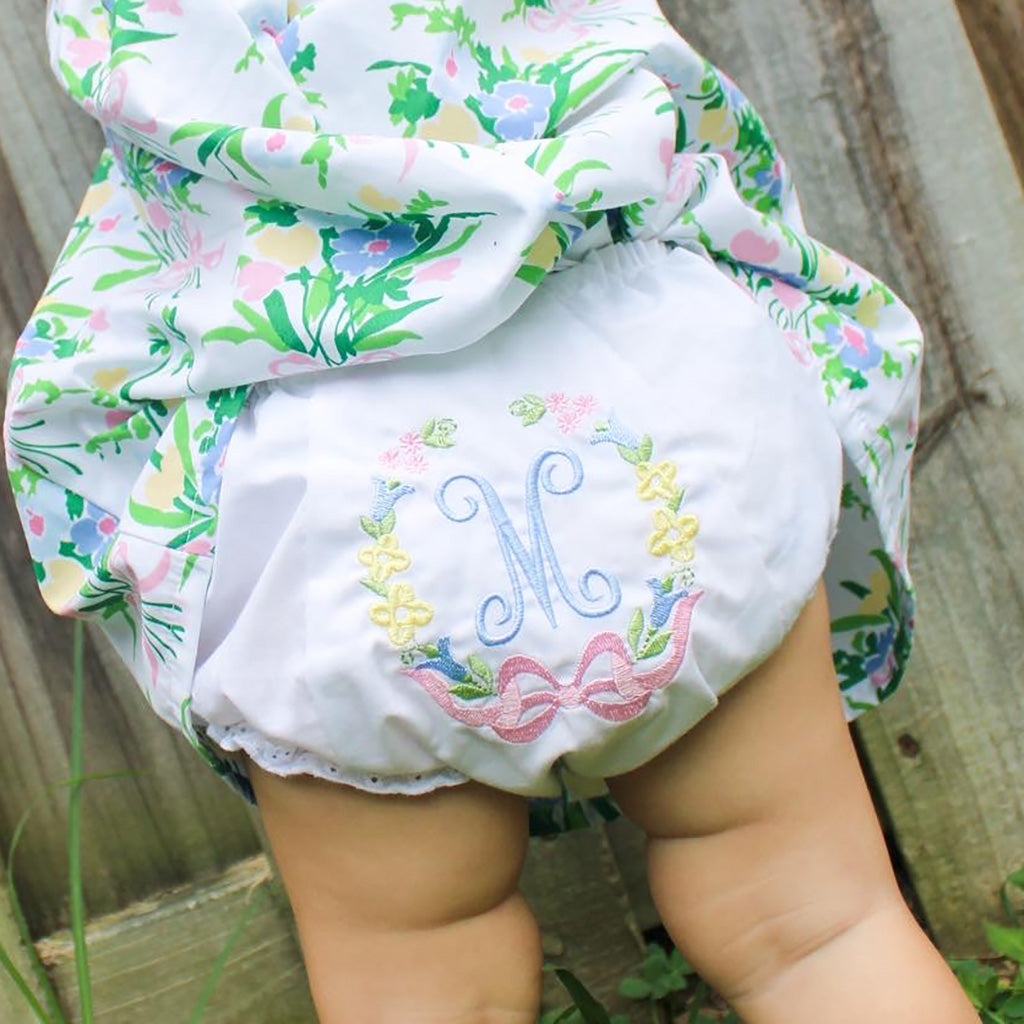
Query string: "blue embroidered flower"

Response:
xmin=589 ymin=410 xmax=641 ymax=450
xmin=479 ymin=81 xmax=555 ymax=141
xmin=69 ymin=500 xmax=118 ymax=555
xmin=330 ymin=222 xmax=417 ymax=276
xmin=825 ymin=321 xmax=883 ymax=371
xmin=369 ymin=477 xmax=415 ymax=522
xmin=646 ymin=576 xmax=689 ymax=629
xmin=415 ymin=637 xmax=469 ymax=683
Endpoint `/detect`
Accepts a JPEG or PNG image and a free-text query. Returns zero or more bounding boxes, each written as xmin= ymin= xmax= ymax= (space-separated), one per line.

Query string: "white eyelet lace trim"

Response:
xmin=204 ymin=722 xmax=468 ymax=795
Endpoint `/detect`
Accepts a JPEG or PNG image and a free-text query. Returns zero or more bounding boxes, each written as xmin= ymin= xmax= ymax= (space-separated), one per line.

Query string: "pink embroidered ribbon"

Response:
xmin=403 ymin=591 xmax=703 ymax=742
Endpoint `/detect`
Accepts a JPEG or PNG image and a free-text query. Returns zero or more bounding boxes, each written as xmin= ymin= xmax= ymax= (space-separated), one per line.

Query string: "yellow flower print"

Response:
xmin=369 ymin=582 xmax=434 ymax=646
xmin=635 ymin=461 xmax=677 ymax=502
xmin=648 ymin=508 xmax=700 ymax=563
xmin=358 ymin=533 xmax=411 ymax=585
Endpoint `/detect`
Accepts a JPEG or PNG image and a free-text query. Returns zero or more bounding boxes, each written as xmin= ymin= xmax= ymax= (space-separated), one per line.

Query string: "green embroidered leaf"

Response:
xmin=637 ymin=435 xmax=654 ymax=462
xmin=359 ymin=515 xmax=381 ymax=539
xmin=422 ymin=416 xmax=457 ymax=447
xmin=449 ymin=682 xmax=493 ymax=701
xmin=627 ymin=608 xmax=644 ymax=657
xmin=509 ymin=394 xmax=547 ymax=427
xmin=640 ymin=632 xmax=671 ymax=660
xmin=616 ymin=444 xmax=641 ymax=465
xmin=467 ymin=654 xmax=493 ymax=685
xmin=667 ymin=488 xmax=684 ymax=513
xmin=378 ymin=508 xmax=397 ymax=535
xmin=360 ymin=577 xmax=388 ymax=598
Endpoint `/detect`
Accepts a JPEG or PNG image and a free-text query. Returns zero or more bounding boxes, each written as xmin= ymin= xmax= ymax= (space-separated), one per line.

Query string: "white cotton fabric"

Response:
xmin=191 ymin=239 xmax=842 ymax=797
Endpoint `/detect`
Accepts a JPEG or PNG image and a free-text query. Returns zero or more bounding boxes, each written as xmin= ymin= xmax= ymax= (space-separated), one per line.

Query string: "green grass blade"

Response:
xmin=550 ymin=968 xmax=612 ymax=1024
xmin=0 ymin=936 xmax=52 ymax=1024
xmin=7 ymin=808 xmax=69 ymax=1024
xmin=188 ymin=885 xmax=268 ymax=1024
xmin=68 ymin=620 xmax=93 ymax=1023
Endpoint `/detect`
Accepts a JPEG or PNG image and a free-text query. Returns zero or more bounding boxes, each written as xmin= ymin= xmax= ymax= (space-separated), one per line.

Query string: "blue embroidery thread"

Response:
xmin=436 ymin=448 xmax=621 ymax=645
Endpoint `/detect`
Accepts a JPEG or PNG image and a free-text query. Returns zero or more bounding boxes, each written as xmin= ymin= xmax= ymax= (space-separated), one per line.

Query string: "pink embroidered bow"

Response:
xmin=404 ymin=592 xmax=703 ymax=742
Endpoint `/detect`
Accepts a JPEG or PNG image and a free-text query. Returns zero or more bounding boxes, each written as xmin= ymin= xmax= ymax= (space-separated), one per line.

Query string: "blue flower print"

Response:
xmin=368 ymin=477 xmax=415 ymax=522
xmin=753 ymin=165 xmax=783 ymax=203
xmin=825 ymin=321 xmax=883 ymax=371
xmin=13 ymin=322 xmax=54 ymax=360
xmin=479 ymin=81 xmax=555 ymax=141
xmin=198 ymin=420 xmax=235 ymax=504
xmin=645 ymin=576 xmax=689 ymax=629
xmin=153 ymin=159 xmax=191 ymax=193
xmin=415 ymin=637 xmax=469 ymax=683
xmin=864 ymin=626 xmax=896 ymax=676
xmin=330 ymin=222 xmax=417 ymax=276
xmin=69 ymin=500 xmax=118 ymax=555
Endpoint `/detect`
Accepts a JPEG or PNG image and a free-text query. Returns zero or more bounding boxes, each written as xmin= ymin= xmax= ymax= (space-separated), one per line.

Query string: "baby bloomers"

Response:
xmin=4 ymin=1 xmax=922 ymax=831
xmin=192 ymin=238 xmax=845 ymax=805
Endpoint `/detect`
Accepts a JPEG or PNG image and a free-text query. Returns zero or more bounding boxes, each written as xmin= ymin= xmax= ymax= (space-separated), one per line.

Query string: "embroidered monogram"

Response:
xmin=435 ymin=448 xmax=622 ymax=645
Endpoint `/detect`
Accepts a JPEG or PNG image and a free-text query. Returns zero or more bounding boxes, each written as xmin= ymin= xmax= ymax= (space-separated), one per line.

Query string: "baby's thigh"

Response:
xmin=606 ymin=582 xmax=904 ymax=997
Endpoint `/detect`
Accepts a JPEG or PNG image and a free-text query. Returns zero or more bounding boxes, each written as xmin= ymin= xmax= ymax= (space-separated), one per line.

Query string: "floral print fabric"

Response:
xmin=4 ymin=0 xmax=921 ymax=807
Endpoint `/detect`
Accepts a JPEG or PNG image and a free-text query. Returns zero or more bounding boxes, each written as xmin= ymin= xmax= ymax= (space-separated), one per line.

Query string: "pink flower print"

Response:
xmin=26 ymin=508 xmax=45 ymax=538
xmin=147 ymin=0 xmax=183 ymax=12
xmin=545 ymin=392 xmax=569 ymax=413
xmin=729 ymin=230 xmax=781 ymax=266
xmin=97 ymin=69 xmax=157 ymax=134
xmin=145 ymin=200 xmax=172 ymax=232
xmin=88 ymin=308 xmax=110 ymax=331
xmin=784 ymin=330 xmax=813 ymax=366
xmin=528 ymin=0 xmax=590 ymax=38
xmin=659 ymin=136 xmax=674 ymax=178
xmin=67 ymin=37 xmax=110 ymax=70
xmin=238 ymin=260 xmax=286 ymax=302
xmin=444 ymin=50 xmax=458 ymax=78
xmin=98 ymin=214 xmax=122 ymax=232
xmin=414 ymin=257 xmax=460 ymax=284
xmin=266 ymin=132 xmax=286 ymax=152
xmin=147 ymin=218 xmax=225 ymax=294
xmin=182 ymin=538 xmax=212 ymax=555
xmin=772 ymin=279 xmax=805 ymax=312
xmin=105 ymin=408 xmax=134 ymax=429
xmin=666 ymin=155 xmax=698 ymax=203
xmin=268 ymin=352 xmax=322 ymax=376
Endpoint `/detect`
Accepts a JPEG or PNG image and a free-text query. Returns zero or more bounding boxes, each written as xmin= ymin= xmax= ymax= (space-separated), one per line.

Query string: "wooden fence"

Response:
xmin=1 ymin=0 xmax=1023 ymax=1019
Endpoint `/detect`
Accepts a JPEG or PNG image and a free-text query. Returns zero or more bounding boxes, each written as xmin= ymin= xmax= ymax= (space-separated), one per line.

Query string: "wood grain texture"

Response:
xmin=0 ymin=861 xmax=42 ymax=1024
xmin=0 ymin=0 xmax=262 ymax=938
xmin=37 ymin=856 xmax=317 ymax=1024
xmin=955 ymin=0 xmax=1024 ymax=180
xmin=660 ymin=0 xmax=1024 ymax=950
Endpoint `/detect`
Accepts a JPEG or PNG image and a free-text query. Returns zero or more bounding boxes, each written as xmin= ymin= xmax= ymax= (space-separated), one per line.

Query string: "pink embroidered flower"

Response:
xmin=556 ymin=409 xmax=583 ymax=434
xmin=398 ymin=431 xmax=423 ymax=451
xmin=402 ymin=450 xmax=429 ymax=474
xmin=545 ymin=392 xmax=569 ymax=413
xmin=573 ymin=394 xmax=597 ymax=417
xmin=238 ymin=260 xmax=286 ymax=302
xmin=378 ymin=448 xmax=402 ymax=470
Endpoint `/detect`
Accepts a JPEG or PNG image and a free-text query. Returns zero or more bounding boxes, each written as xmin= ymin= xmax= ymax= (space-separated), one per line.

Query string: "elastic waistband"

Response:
xmin=575 ymin=238 xmax=673 ymax=276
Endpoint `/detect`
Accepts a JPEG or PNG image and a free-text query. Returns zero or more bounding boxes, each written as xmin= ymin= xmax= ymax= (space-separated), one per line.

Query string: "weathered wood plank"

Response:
xmin=661 ymin=0 xmax=1024 ymax=950
xmin=38 ymin=856 xmax=318 ymax=1024
xmin=955 ymin=0 xmax=1024 ymax=180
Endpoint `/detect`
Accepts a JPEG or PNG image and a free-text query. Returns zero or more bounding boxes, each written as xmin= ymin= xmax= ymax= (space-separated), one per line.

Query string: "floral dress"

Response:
xmin=3 ymin=0 xmax=921 ymax=829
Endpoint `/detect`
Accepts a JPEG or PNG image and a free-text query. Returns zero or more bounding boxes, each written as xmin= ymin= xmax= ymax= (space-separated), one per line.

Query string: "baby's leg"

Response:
xmin=607 ymin=583 xmax=978 ymax=1024
xmin=246 ymin=765 xmax=541 ymax=1024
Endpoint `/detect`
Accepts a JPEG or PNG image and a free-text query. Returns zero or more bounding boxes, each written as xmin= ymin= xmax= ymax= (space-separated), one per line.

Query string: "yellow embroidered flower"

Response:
xmin=635 ymin=460 xmax=678 ymax=502
xmin=648 ymin=508 xmax=700 ymax=563
xmin=358 ymin=533 xmax=411 ymax=584
xmin=369 ymin=582 xmax=434 ymax=646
